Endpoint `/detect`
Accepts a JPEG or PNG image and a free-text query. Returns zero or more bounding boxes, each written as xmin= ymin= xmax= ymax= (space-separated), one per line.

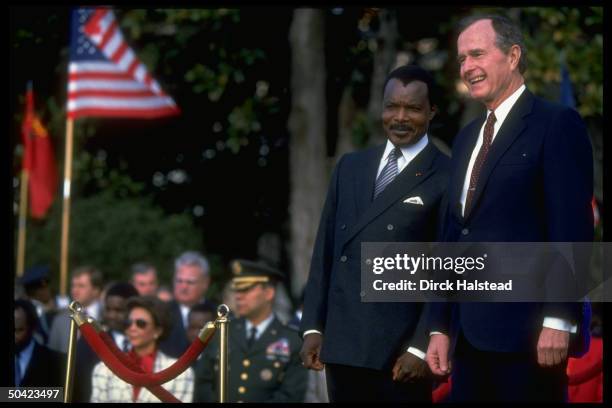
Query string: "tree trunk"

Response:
xmin=335 ymin=87 xmax=359 ymax=158
xmin=367 ymin=9 xmax=399 ymax=146
xmin=287 ymin=9 xmax=327 ymax=298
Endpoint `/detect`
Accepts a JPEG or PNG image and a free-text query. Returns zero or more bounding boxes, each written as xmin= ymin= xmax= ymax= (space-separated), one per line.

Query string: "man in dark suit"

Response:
xmin=299 ymin=64 xmax=450 ymax=402
xmin=194 ymin=260 xmax=307 ymax=402
xmin=159 ymin=250 xmax=216 ymax=358
xmin=19 ymin=265 xmax=60 ymax=344
xmin=14 ymin=299 xmax=66 ymax=387
xmin=426 ymin=14 xmax=593 ymax=402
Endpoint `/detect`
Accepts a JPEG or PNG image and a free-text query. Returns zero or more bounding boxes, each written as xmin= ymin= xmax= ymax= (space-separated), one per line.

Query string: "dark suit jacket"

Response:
xmin=18 ymin=342 xmax=66 ymax=387
xmin=300 ymin=141 xmax=450 ymax=370
xmin=431 ymin=89 xmax=593 ymax=353
xmin=195 ymin=316 xmax=307 ymax=402
xmin=159 ymin=299 xmax=216 ymax=358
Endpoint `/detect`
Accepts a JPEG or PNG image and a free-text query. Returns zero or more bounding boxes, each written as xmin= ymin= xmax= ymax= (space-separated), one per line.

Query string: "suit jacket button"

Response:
xmin=340 ymin=255 xmax=347 ymax=262
xmin=340 ymin=224 xmax=347 ymax=230
xmin=461 ymin=228 xmax=469 ymax=236
xmin=387 ymin=224 xmax=394 ymax=231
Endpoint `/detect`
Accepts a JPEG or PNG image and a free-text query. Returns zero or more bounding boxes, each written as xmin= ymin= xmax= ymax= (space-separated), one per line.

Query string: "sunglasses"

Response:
xmin=124 ymin=318 xmax=151 ymax=329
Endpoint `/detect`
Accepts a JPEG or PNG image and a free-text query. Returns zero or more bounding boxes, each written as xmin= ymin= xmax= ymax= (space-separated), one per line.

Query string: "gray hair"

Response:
xmin=457 ymin=14 xmax=527 ymax=74
xmin=174 ymin=251 xmax=210 ymax=278
xmin=130 ymin=262 xmax=157 ymax=279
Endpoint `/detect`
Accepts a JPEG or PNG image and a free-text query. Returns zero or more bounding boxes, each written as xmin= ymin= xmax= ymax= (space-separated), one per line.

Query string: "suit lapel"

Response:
xmin=354 ymin=145 xmax=385 ymax=216
xmin=343 ymin=142 xmax=439 ymax=246
xmin=464 ymin=90 xmax=534 ymax=220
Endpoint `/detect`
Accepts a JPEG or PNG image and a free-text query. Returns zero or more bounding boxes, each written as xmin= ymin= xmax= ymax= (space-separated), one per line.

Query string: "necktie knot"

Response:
xmin=388 ymin=146 xmax=400 ymax=160
xmin=247 ymin=326 xmax=257 ymax=348
xmin=374 ymin=147 xmax=401 ymax=199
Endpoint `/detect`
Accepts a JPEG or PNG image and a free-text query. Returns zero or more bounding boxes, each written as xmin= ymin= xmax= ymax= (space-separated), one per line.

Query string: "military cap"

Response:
xmin=20 ymin=265 xmax=50 ymax=287
xmin=230 ymin=259 xmax=283 ymax=291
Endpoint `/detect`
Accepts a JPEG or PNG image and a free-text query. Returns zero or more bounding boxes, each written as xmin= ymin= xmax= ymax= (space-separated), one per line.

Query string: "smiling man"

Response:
xmin=299 ymin=64 xmax=450 ymax=402
xmin=426 ymin=14 xmax=593 ymax=402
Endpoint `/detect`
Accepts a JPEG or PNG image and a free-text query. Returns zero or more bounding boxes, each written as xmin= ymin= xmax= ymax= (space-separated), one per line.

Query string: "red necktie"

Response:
xmin=465 ymin=112 xmax=496 ymax=214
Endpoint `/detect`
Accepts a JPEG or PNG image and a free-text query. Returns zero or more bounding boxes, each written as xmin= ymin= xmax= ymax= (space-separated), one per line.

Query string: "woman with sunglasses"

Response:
xmin=91 ymin=296 xmax=194 ymax=402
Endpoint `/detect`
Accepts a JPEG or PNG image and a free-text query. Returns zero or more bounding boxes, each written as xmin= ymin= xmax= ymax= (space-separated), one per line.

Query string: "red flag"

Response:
xmin=21 ymin=84 xmax=58 ymax=219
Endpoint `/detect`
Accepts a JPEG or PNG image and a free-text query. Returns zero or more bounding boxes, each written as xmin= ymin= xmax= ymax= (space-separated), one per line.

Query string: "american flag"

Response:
xmin=68 ymin=8 xmax=180 ymax=119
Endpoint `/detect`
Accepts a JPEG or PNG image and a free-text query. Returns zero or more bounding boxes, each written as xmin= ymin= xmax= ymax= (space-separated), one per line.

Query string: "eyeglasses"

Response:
xmin=125 ymin=318 xmax=151 ymax=329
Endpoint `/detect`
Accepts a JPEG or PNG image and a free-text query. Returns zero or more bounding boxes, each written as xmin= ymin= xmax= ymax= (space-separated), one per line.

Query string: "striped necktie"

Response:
xmin=374 ymin=147 xmax=401 ymax=199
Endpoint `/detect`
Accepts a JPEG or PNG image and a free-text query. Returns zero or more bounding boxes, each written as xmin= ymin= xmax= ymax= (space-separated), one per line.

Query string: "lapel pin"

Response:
xmin=415 ymin=172 xmax=422 ymax=177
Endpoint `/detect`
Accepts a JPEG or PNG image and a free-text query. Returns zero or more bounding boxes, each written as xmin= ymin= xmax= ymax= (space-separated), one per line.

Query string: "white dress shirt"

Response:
xmin=245 ymin=313 xmax=275 ymax=341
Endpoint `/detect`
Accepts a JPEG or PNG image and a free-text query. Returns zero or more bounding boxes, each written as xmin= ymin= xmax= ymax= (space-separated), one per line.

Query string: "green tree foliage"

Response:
xmin=521 ymin=7 xmax=602 ymax=118
xmin=25 ymin=190 xmax=202 ymax=286
xmin=117 ymin=8 xmax=279 ymax=153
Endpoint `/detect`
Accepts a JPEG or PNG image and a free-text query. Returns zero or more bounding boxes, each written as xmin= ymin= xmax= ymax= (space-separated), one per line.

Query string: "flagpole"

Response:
xmin=60 ymin=118 xmax=74 ymax=297
xmin=16 ymin=170 xmax=29 ymax=277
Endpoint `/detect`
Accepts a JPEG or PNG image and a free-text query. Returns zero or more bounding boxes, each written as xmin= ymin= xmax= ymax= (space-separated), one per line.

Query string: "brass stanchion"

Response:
xmin=63 ymin=301 xmax=85 ymax=403
xmin=216 ymin=304 xmax=230 ymax=403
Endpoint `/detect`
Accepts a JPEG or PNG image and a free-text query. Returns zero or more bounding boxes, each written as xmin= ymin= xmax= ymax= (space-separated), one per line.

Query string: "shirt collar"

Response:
xmin=488 ymin=84 xmax=526 ymax=129
xmin=85 ymin=301 xmax=101 ymax=320
xmin=382 ymin=134 xmax=429 ymax=170
xmin=245 ymin=313 xmax=275 ymax=340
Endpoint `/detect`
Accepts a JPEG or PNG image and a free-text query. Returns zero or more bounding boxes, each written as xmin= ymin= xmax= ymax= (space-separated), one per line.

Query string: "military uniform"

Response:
xmin=194 ymin=315 xmax=306 ymax=402
xmin=194 ymin=259 xmax=307 ymax=402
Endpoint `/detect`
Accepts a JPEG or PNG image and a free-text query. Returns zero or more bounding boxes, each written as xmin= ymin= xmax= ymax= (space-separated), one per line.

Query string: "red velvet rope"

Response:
xmin=80 ymin=322 xmax=214 ymax=387
xmin=99 ymin=331 xmax=180 ymax=403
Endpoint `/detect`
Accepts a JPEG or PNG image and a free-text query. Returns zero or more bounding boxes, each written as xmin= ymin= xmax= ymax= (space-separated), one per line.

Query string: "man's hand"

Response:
xmin=426 ymin=334 xmax=451 ymax=376
xmin=392 ymin=352 xmax=432 ymax=382
xmin=537 ymin=327 xmax=569 ymax=367
xmin=300 ymin=333 xmax=325 ymax=371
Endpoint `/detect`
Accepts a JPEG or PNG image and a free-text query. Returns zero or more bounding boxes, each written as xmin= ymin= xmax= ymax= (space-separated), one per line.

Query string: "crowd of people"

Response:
xmin=13 ymin=12 xmax=603 ymax=404
xmin=13 ymin=251 xmax=321 ymax=403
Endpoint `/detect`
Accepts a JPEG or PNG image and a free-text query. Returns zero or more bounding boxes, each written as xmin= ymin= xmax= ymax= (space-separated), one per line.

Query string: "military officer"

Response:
xmin=194 ymin=259 xmax=307 ymax=402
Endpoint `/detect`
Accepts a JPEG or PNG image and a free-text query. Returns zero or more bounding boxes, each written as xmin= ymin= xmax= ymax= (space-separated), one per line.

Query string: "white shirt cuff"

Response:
xmin=406 ymin=347 xmax=426 ymax=360
xmin=303 ymin=329 xmax=322 ymax=338
xmin=430 ymin=331 xmax=444 ymax=336
xmin=543 ymin=317 xmax=577 ymax=333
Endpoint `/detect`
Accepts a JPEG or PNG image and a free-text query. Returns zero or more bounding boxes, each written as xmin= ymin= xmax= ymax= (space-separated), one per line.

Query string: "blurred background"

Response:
xmin=9 ymin=6 xmax=603 ymax=302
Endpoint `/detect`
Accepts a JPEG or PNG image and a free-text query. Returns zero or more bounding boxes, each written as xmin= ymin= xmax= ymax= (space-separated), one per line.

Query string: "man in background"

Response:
xmin=14 ymin=299 xmax=65 ymax=387
xmin=195 ymin=259 xmax=306 ymax=402
xmin=159 ymin=251 xmax=215 ymax=358
xmin=48 ymin=265 xmax=104 ymax=353
xmin=130 ymin=262 xmax=159 ymax=297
